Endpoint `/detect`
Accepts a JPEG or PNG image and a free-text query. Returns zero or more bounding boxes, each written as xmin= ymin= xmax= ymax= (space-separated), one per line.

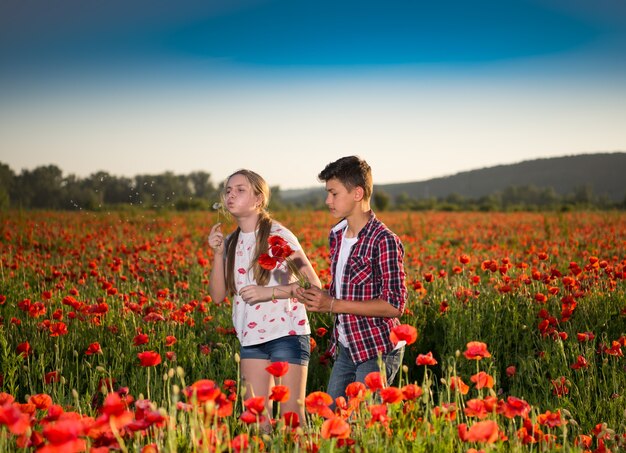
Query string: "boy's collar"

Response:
xmin=331 ymin=211 xmax=376 ymax=235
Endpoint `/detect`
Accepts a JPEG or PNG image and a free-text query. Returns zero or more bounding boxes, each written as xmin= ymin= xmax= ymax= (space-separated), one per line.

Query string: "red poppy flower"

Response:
xmin=471 ymin=371 xmax=495 ymax=389
xmin=321 ymin=417 xmax=351 ymax=439
xmin=0 ymin=403 xmax=33 ymax=435
xmin=185 ymin=379 xmax=220 ymax=403
xmin=345 ymin=382 xmax=367 ymax=399
xmin=269 ymin=385 xmax=290 ymax=403
xmin=282 ymin=412 xmax=300 ymax=428
xmin=316 ymin=327 xmax=328 ymax=337
xmin=498 ymin=396 xmax=531 ymax=419
xmin=602 ymin=340 xmax=624 ymax=357
xmin=537 ymin=410 xmax=564 ymax=428
xmin=433 ymin=402 xmax=457 ymax=421
xmin=459 ymin=420 xmax=500 ymax=443
xmin=137 ymin=351 xmax=161 ymax=367
xmin=390 ymin=324 xmax=418 ymax=346
xmin=506 ymin=365 xmax=517 ymax=377
xmin=41 ymin=418 xmax=86 ymax=451
xmin=243 ymin=396 xmax=266 ymax=415
xmin=464 ymin=399 xmax=489 ymax=419
xmin=576 ymin=331 xmax=595 ymax=342
xmin=0 ymin=393 xmax=14 ymax=405
xmin=239 ymin=410 xmax=261 ymax=425
xmin=133 ymin=333 xmax=149 ymax=346
xmin=463 ymin=341 xmax=491 ymax=360
xmin=268 ymin=235 xmax=294 ymax=259
xmin=85 ymin=342 xmax=102 ymax=355
xmin=449 ymin=376 xmax=469 ymax=395
xmin=265 ymin=361 xmax=289 ymax=378
xmin=101 ymin=392 xmax=127 ymax=417
xmin=45 ymin=371 xmax=60 ymax=384
xmin=368 ymin=404 xmax=391 ymax=427
xmin=575 ymin=434 xmax=593 ymax=449
xmin=416 ymin=351 xmax=438 ymax=366
xmin=570 ymin=355 xmax=589 ymax=370
xmin=165 ymin=335 xmax=177 ymax=347
xmin=28 ymin=393 xmax=52 ymax=410
xmin=380 ymin=386 xmax=403 ymax=404
xmin=401 ymin=384 xmax=423 ymax=401
xmin=49 ymin=322 xmax=68 ymax=337
xmin=258 ymin=254 xmax=279 ymax=270
xmin=304 ymin=391 xmax=334 ymax=419
xmin=364 ymin=372 xmax=384 ymax=391
xmin=16 ymin=341 xmax=31 ymax=357
xmin=551 ymin=376 xmax=569 ymax=397
xmin=231 ymin=434 xmax=249 ymax=452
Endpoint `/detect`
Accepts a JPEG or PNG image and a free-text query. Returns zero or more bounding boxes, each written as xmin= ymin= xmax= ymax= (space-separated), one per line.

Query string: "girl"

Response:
xmin=208 ymin=169 xmax=321 ymax=430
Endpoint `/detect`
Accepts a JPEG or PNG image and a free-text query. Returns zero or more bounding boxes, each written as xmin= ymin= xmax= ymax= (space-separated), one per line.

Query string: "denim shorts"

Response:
xmin=240 ymin=335 xmax=311 ymax=366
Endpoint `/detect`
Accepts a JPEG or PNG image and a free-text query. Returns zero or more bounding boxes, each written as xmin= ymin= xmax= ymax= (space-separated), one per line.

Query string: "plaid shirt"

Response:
xmin=327 ymin=212 xmax=407 ymax=364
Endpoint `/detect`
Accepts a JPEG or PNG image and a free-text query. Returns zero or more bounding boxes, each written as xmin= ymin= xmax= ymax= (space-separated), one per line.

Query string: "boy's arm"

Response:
xmin=300 ymin=234 xmax=407 ymax=317
xmin=331 ymin=297 xmax=401 ymax=317
xmin=299 ymin=287 xmax=400 ymax=317
xmin=376 ymin=233 xmax=408 ymax=315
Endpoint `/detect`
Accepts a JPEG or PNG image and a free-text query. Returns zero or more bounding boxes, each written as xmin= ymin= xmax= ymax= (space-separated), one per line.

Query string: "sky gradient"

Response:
xmin=1 ymin=0 xmax=625 ymax=189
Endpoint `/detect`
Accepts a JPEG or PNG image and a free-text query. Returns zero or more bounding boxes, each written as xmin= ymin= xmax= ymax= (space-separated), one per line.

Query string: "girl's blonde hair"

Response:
xmin=222 ymin=169 xmax=273 ymax=295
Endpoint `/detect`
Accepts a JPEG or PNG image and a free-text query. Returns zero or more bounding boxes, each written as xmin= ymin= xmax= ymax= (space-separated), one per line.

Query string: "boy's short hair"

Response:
xmin=318 ymin=156 xmax=373 ymax=201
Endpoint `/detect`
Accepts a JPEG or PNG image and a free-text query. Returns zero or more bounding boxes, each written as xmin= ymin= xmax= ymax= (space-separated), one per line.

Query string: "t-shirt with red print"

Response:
xmin=231 ymin=222 xmax=310 ymax=346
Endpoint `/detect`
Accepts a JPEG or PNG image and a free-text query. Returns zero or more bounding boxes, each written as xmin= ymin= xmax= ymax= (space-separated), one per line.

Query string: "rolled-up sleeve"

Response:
xmin=376 ymin=234 xmax=407 ymax=313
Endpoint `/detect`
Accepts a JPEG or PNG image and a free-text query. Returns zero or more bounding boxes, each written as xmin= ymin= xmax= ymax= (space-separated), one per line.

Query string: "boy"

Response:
xmin=299 ymin=156 xmax=407 ymax=401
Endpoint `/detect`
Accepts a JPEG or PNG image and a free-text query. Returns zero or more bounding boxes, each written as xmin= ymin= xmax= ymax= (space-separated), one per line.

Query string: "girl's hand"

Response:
xmin=239 ymin=285 xmax=271 ymax=304
xmin=208 ymin=223 xmax=224 ymax=254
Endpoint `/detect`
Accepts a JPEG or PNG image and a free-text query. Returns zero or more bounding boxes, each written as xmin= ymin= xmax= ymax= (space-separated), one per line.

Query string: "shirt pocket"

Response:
xmin=349 ymin=255 xmax=374 ymax=285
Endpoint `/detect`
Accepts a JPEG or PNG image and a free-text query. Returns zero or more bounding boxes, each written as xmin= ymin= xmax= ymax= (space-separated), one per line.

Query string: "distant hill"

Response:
xmin=282 ymin=153 xmax=626 ymax=203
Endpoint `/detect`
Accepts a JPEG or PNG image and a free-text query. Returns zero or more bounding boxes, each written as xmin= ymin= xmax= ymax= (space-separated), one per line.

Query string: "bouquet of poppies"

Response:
xmin=258 ymin=235 xmax=311 ymax=289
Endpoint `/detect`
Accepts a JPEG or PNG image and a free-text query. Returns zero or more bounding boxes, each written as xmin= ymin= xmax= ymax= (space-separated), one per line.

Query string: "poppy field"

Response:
xmin=1 ymin=209 xmax=625 ymax=452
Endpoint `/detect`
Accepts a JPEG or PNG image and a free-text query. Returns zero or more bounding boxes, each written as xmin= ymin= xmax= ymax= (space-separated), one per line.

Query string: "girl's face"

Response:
xmin=224 ymin=174 xmax=262 ymax=217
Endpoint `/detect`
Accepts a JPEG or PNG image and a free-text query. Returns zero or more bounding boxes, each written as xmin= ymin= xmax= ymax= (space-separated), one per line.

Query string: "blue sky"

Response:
xmin=1 ymin=0 xmax=625 ymax=189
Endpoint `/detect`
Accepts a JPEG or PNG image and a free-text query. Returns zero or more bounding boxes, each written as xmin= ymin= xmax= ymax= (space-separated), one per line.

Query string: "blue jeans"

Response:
xmin=326 ymin=343 xmax=403 ymax=403
xmin=239 ymin=335 xmax=311 ymax=366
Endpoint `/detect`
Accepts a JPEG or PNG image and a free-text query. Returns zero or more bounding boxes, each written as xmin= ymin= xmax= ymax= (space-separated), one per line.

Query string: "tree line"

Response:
xmin=0 ymin=162 xmax=623 ymax=212
xmin=0 ymin=163 xmax=224 ymax=211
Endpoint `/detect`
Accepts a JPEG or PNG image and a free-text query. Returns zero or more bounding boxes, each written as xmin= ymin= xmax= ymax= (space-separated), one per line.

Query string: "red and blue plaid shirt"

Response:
xmin=327 ymin=212 xmax=407 ymax=363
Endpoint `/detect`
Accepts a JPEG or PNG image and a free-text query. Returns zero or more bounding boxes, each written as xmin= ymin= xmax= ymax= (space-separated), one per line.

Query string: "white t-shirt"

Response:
xmin=335 ymin=232 xmax=358 ymax=347
xmin=231 ymin=222 xmax=310 ymax=346
xmin=334 ymin=227 xmax=405 ymax=351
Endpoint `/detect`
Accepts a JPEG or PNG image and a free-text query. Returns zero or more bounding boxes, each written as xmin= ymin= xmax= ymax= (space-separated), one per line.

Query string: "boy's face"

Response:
xmin=324 ymin=178 xmax=361 ymax=218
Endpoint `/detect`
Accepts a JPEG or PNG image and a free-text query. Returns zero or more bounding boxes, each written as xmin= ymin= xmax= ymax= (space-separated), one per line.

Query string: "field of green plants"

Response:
xmin=1 ymin=210 xmax=624 ymax=452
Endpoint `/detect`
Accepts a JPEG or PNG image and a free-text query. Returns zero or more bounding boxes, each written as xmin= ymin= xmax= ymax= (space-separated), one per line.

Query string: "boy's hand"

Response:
xmin=300 ymin=286 xmax=332 ymax=313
